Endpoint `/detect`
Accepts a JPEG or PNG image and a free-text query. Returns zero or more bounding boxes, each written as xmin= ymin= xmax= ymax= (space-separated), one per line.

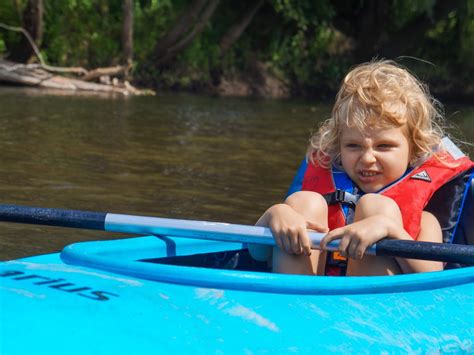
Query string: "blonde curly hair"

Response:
xmin=308 ymin=60 xmax=445 ymax=167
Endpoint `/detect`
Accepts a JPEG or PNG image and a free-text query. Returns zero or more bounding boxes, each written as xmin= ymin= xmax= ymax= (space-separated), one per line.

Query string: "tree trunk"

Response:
xmin=122 ymin=0 xmax=134 ymax=78
xmin=154 ymin=0 xmax=209 ymax=59
xmin=218 ymin=0 xmax=264 ymax=55
xmin=154 ymin=0 xmax=219 ymax=68
xmin=8 ymin=0 xmax=43 ymax=63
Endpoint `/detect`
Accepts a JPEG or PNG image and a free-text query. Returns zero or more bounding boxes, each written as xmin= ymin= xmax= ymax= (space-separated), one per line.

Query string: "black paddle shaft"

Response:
xmin=0 ymin=204 xmax=106 ymax=230
xmin=376 ymin=239 xmax=474 ymax=265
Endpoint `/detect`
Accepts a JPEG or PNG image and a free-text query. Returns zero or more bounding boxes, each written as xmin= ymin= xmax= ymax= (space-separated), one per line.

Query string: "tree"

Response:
xmin=377 ymin=0 xmax=466 ymax=60
xmin=8 ymin=0 xmax=43 ymax=63
xmin=122 ymin=0 xmax=134 ymax=78
xmin=331 ymin=0 xmax=466 ymax=62
xmin=154 ymin=0 xmax=219 ymax=68
xmin=218 ymin=0 xmax=264 ymax=55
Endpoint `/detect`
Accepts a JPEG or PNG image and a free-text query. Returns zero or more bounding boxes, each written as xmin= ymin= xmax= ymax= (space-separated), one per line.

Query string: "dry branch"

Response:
xmin=0 ymin=23 xmax=150 ymax=95
xmin=0 ymin=22 xmax=88 ymax=75
xmin=81 ymin=66 xmax=127 ymax=82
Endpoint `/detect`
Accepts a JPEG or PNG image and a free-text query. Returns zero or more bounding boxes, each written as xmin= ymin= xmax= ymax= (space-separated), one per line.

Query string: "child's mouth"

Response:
xmin=358 ymin=170 xmax=380 ymax=181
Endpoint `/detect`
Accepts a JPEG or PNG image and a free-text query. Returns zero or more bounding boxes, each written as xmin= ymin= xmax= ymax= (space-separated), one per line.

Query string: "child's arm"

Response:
xmin=320 ymin=211 xmax=443 ymax=273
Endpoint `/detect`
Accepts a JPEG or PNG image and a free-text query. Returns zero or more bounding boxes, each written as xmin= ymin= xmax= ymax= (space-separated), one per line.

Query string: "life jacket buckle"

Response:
xmin=324 ymin=189 xmax=358 ymax=208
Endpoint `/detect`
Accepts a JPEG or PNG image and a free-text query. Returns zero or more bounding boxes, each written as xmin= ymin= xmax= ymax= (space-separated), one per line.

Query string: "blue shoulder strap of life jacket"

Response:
xmin=439 ymin=169 xmax=473 ymax=269
xmin=424 ymin=168 xmax=473 ymax=245
xmin=286 ymin=159 xmax=308 ymax=198
xmin=286 ymin=159 xmax=359 ymax=204
xmin=331 ymin=166 xmax=359 ymax=219
xmin=285 ymin=159 xmax=359 ymax=221
xmin=451 ymin=170 xmax=474 ymax=245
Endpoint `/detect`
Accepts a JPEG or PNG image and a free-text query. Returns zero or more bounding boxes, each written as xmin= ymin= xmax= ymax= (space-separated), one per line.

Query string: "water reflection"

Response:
xmin=0 ymin=87 xmax=471 ymax=260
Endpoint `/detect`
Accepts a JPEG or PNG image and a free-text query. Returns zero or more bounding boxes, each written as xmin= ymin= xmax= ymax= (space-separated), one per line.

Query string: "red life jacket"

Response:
xmin=299 ymin=152 xmax=473 ymax=240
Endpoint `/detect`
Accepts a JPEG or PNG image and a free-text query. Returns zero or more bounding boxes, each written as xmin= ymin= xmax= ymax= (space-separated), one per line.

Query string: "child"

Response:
xmin=249 ymin=60 xmax=472 ymax=276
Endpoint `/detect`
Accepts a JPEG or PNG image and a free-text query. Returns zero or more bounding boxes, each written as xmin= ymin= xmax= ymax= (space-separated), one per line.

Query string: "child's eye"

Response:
xmin=377 ymin=144 xmax=396 ymax=150
xmin=344 ymin=143 xmax=360 ymax=151
xmin=344 ymin=143 xmax=360 ymax=149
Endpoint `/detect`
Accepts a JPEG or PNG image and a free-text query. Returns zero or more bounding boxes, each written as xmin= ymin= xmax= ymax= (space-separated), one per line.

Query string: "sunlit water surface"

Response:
xmin=0 ymin=87 xmax=472 ymax=260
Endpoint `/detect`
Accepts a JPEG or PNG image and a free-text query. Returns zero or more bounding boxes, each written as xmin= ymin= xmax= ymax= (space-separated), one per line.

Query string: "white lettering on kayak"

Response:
xmin=0 ymin=269 xmax=119 ymax=301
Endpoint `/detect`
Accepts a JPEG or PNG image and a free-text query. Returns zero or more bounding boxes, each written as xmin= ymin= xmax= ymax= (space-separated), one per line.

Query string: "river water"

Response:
xmin=0 ymin=87 xmax=472 ymax=260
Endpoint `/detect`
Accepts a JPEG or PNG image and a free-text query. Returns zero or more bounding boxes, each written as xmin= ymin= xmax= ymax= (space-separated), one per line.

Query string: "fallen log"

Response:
xmin=0 ymin=59 xmax=149 ymax=96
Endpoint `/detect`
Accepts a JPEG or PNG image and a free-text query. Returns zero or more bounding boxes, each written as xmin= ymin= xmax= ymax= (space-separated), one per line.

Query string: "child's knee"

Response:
xmin=285 ymin=191 xmax=329 ymax=225
xmin=355 ymin=194 xmax=402 ymax=221
xmin=285 ymin=191 xmax=326 ymax=209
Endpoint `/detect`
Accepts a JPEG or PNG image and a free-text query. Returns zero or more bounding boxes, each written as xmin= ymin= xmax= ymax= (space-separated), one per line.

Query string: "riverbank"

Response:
xmin=134 ymin=60 xmax=474 ymax=103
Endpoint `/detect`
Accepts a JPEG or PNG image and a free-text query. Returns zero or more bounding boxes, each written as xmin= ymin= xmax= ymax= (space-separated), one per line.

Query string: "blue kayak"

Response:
xmin=1 ymin=234 xmax=473 ymax=354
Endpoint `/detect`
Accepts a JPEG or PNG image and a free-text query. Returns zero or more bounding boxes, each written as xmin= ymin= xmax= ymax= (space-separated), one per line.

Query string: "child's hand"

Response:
xmin=320 ymin=215 xmax=398 ymax=259
xmin=267 ymin=204 xmax=328 ymax=256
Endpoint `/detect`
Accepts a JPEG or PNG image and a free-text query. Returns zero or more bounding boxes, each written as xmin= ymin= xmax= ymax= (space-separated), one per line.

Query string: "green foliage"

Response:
xmin=273 ymin=0 xmax=335 ymax=29
xmin=43 ymin=1 xmax=122 ymax=67
xmin=0 ymin=0 xmax=472 ymax=97
xmin=0 ymin=0 xmax=24 ymax=55
xmin=263 ymin=0 xmax=340 ymax=91
xmin=133 ymin=0 xmax=174 ymax=62
xmin=392 ymin=0 xmax=437 ymax=29
xmin=458 ymin=1 xmax=474 ymax=72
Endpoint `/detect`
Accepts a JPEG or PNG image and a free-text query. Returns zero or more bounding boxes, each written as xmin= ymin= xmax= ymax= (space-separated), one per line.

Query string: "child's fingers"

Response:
xmin=288 ymin=230 xmax=302 ymax=254
xmin=271 ymin=225 xmax=313 ymax=256
xmin=355 ymin=242 xmax=369 ymax=259
xmin=279 ymin=232 xmax=292 ymax=253
xmin=273 ymin=231 xmax=284 ymax=251
xmin=338 ymin=235 xmax=351 ymax=258
xmin=320 ymin=228 xmax=342 ymax=249
xmin=347 ymin=238 xmax=359 ymax=259
xmin=306 ymin=221 xmax=329 ymax=233
xmin=300 ymin=232 xmax=312 ymax=256
xmin=269 ymin=222 xmax=288 ymax=252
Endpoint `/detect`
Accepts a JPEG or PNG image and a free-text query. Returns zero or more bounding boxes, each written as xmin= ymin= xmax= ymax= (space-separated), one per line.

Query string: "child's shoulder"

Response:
xmin=439 ymin=137 xmax=469 ymax=161
xmin=412 ymin=137 xmax=472 ymax=169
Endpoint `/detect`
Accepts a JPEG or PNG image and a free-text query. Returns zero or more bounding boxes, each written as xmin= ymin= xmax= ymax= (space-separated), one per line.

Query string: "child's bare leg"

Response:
xmin=347 ymin=194 xmax=403 ymax=276
xmin=269 ymin=191 xmax=328 ymax=275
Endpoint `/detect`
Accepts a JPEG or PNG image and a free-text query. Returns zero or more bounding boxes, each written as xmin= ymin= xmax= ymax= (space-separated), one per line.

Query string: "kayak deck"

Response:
xmin=1 ymin=235 xmax=473 ymax=354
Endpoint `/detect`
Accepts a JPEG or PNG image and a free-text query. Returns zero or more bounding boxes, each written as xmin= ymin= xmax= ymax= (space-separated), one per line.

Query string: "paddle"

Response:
xmin=0 ymin=203 xmax=473 ymax=264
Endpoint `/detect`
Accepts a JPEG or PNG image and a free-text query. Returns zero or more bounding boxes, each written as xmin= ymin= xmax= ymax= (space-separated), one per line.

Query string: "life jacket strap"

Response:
xmin=323 ymin=189 xmax=358 ymax=207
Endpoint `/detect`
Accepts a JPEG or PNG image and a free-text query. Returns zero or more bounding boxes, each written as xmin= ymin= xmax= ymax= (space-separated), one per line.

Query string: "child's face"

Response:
xmin=339 ymin=125 xmax=411 ymax=193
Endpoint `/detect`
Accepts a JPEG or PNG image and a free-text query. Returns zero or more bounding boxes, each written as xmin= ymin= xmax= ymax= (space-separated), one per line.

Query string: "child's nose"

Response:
xmin=360 ymin=149 xmax=376 ymax=163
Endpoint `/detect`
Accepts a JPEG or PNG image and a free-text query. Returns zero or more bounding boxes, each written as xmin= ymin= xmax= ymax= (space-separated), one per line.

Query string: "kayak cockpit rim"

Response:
xmin=59 ymin=235 xmax=474 ymax=295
